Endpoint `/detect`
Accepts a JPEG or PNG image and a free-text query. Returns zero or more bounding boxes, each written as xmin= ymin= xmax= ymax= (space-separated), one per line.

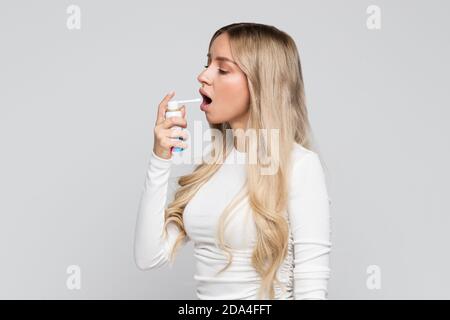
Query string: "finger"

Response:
xmin=168 ymin=128 xmax=189 ymax=140
xmin=162 ymin=116 xmax=187 ymax=129
xmin=170 ymin=139 xmax=188 ymax=150
xmin=181 ymin=105 xmax=186 ymax=118
xmin=156 ymin=91 xmax=175 ymax=124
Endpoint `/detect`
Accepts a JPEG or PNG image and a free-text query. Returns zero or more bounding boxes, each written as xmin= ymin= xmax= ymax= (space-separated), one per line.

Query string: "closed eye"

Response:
xmin=204 ymin=65 xmax=228 ymax=75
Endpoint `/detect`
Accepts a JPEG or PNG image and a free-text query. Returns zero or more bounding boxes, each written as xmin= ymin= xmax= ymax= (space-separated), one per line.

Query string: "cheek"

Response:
xmin=218 ymin=75 xmax=249 ymax=115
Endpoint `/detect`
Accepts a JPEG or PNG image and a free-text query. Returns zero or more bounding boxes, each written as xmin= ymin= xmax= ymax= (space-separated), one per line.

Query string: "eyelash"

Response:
xmin=203 ymin=65 xmax=228 ymax=75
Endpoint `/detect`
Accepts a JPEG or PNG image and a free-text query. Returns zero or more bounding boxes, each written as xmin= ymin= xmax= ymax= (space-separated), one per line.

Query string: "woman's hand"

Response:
xmin=153 ymin=92 xmax=188 ymax=159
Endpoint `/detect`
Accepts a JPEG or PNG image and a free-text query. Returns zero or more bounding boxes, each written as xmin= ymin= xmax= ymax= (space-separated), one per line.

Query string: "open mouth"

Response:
xmin=199 ymin=90 xmax=213 ymax=111
xmin=201 ymin=93 xmax=212 ymax=104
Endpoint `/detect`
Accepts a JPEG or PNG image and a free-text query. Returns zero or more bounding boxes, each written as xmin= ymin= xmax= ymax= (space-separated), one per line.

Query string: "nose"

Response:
xmin=197 ymin=68 xmax=211 ymax=85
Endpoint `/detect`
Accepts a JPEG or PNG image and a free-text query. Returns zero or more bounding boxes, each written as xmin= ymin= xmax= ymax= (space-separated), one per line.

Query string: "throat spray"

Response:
xmin=166 ymin=98 xmax=201 ymax=153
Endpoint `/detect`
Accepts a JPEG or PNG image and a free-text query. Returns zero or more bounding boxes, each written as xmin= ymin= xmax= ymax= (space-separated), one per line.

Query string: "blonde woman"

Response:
xmin=134 ymin=22 xmax=332 ymax=300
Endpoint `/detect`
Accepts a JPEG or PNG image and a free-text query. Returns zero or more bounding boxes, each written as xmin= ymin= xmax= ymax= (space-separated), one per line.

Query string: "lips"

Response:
xmin=199 ymin=88 xmax=213 ymax=112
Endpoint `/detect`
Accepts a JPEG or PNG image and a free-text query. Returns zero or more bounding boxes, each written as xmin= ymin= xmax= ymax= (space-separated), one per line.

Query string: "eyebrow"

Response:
xmin=207 ymin=53 xmax=237 ymax=65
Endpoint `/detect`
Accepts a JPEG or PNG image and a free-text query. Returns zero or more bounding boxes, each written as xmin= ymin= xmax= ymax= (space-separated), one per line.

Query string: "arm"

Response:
xmin=133 ymin=149 xmax=186 ymax=270
xmin=288 ymin=151 xmax=332 ymax=299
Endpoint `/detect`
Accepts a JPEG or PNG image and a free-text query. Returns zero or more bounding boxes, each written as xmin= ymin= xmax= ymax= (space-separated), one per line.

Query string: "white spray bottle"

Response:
xmin=166 ymin=98 xmax=201 ymax=153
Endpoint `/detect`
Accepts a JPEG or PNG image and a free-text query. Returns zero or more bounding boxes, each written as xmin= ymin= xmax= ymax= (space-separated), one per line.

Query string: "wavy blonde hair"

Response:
xmin=162 ymin=22 xmax=323 ymax=299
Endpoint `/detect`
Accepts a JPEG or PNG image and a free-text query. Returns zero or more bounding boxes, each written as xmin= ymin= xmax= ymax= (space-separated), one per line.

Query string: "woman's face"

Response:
xmin=197 ymin=33 xmax=250 ymax=127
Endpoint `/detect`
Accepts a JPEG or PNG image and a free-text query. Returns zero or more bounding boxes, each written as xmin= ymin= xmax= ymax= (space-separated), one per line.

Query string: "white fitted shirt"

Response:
xmin=134 ymin=138 xmax=332 ymax=300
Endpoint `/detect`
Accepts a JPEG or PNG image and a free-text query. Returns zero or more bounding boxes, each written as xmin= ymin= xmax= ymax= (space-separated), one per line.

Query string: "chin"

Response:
xmin=202 ymin=112 xmax=215 ymax=123
xmin=205 ymin=115 xmax=220 ymax=124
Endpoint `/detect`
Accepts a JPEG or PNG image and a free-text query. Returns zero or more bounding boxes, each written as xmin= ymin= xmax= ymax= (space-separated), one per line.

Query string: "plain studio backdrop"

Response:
xmin=0 ymin=0 xmax=449 ymax=299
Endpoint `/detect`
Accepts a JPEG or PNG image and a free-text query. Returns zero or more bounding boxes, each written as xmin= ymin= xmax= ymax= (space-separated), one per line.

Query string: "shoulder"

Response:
xmin=289 ymin=142 xmax=331 ymax=205
xmin=289 ymin=142 xmax=327 ymax=189
xmin=290 ymin=142 xmax=321 ymax=166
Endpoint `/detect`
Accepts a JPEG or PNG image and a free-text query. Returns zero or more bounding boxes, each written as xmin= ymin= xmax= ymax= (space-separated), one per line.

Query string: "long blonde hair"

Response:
xmin=162 ymin=22 xmax=323 ymax=299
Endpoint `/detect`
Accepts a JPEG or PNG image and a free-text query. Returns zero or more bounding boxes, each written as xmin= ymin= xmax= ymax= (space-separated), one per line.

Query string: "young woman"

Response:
xmin=134 ymin=22 xmax=332 ymax=300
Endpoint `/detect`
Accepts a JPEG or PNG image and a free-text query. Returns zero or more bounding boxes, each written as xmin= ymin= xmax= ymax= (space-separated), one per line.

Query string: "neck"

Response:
xmin=233 ymin=135 xmax=247 ymax=153
xmin=229 ymin=115 xmax=249 ymax=153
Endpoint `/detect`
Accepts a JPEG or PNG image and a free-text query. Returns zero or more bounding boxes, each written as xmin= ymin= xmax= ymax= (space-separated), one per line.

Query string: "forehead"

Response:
xmin=209 ymin=33 xmax=232 ymax=59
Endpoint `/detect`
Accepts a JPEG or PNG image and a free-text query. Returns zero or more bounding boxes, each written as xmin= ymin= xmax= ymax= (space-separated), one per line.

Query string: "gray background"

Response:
xmin=0 ymin=0 xmax=449 ymax=299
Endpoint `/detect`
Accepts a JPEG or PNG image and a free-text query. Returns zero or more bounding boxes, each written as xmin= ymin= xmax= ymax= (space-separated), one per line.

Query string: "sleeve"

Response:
xmin=133 ymin=149 xmax=188 ymax=270
xmin=288 ymin=151 xmax=332 ymax=300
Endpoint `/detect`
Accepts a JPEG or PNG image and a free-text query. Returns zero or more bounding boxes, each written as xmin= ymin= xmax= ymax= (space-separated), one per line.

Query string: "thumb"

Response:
xmin=156 ymin=91 xmax=175 ymax=124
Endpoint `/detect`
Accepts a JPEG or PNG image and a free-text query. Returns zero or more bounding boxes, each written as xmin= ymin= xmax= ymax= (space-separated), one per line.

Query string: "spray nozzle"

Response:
xmin=168 ymin=98 xmax=202 ymax=110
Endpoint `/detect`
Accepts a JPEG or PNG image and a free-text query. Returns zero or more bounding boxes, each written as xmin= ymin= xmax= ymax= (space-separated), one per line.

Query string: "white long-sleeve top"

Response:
xmin=134 ymin=140 xmax=332 ymax=300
